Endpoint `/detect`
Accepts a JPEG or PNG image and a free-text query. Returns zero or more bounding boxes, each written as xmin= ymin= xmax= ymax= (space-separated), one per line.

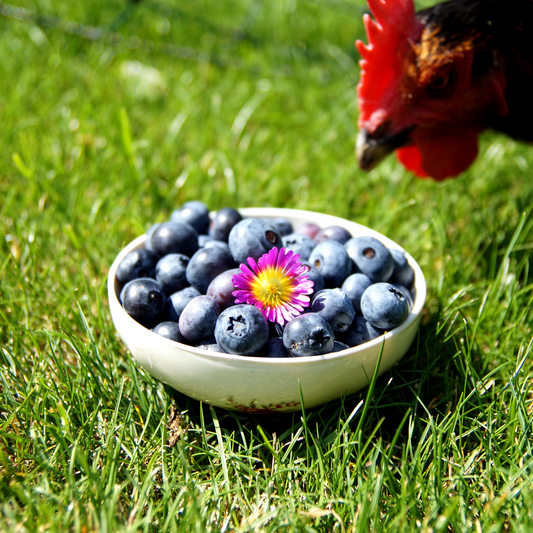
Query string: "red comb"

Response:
xmin=356 ymin=0 xmax=424 ymax=128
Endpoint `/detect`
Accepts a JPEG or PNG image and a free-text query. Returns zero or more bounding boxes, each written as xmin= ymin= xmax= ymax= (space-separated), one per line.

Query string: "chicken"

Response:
xmin=355 ymin=0 xmax=533 ymax=180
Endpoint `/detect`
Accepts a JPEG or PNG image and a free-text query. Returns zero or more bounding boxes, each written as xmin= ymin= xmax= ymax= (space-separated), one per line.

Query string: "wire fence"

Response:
xmin=0 ymin=0 xmax=364 ymax=69
xmin=0 ymin=1 xmax=214 ymax=63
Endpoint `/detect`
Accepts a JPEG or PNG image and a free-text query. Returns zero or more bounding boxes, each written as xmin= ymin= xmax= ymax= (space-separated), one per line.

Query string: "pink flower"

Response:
xmin=232 ymin=247 xmax=314 ymax=325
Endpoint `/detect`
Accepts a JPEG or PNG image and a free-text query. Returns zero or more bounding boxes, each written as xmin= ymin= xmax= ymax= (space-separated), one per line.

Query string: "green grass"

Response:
xmin=2 ymin=0 xmax=533 ymax=531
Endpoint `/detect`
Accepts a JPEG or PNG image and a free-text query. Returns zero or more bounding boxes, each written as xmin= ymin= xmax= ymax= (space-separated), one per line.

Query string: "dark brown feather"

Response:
xmin=417 ymin=0 xmax=533 ymax=142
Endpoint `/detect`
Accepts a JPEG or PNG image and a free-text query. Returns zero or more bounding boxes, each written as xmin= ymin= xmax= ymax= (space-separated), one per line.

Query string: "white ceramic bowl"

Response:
xmin=108 ymin=208 xmax=426 ymax=413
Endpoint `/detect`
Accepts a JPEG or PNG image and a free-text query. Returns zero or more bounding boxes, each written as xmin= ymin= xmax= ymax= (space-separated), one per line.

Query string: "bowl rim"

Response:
xmin=108 ymin=207 xmax=426 ymax=366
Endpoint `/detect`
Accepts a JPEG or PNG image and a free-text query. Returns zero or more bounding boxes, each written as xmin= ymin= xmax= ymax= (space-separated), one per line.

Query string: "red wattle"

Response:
xmin=396 ymin=130 xmax=479 ymax=181
xmin=395 ymin=146 xmax=428 ymax=178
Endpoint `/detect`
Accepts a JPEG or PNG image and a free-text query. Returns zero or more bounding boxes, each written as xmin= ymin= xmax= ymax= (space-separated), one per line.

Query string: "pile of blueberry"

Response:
xmin=116 ymin=201 xmax=415 ymax=358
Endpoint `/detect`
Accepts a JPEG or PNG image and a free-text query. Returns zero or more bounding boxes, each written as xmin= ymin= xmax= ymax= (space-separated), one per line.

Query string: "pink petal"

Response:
xmin=247 ymin=257 xmax=261 ymax=275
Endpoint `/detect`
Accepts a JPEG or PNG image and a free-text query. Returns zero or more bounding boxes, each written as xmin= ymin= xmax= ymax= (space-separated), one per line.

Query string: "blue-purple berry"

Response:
xmin=338 ymin=316 xmax=384 ymax=347
xmin=215 ymin=305 xmax=269 ymax=355
xmin=164 ymin=286 xmax=201 ymax=321
xmin=389 ymin=248 xmax=415 ymax=289
xmin=341 ymin=273 xmax=373 ymax=314
xmin=295 ymin=222 xmax=320 ymax=239
xmin=391 ymin=283 xmax=414 ymax=311
xmin=204 ymin=240 xmax=230 ymax=251
xmin=153 ymin=321 xmax=185 ymax=343
xmin=179 ymin=295 xmax=220 ymax=343
xmin=282 ymin=313 xmax=335 ymax=357
xmin=300 ymin=262 xmax=326 ymax=298
xmin=209 ymin=207 xmax=242 ymax=242
xmin=170 ymin=201 xmax=210 ymax=234
xmin=228 ymin=218 xmax=282 ymax=264
xmin=186 ymin=246 xmax=236 ymax=294
xmin=155 ymin=253 xmax=190 ymax=295
xmin=311 ymin=288 xmax=355 ymax=332
xmin=144 ymin=224 xmax=160 ymax=252
xmin=345 ymin=236 xmax=394 ymax=282
xmin=257 ymin=337 xmax=290 ymax=358
xmin=122 ymin=278 xmax=166 ymax=327
xmin=360 ymin=283 xmax=409 ymax=329
xmin=150 ymin=222 xmax=199 ymax=258
xmin=282 ymin=233 xmax=315 ymax=261
xmin=116 ymin=248 xmax=158 ymax=284
xmin=271 ymin=217 xmax=293 ymax=236
xmin=315 ymin=225 xmax=352 ymax=244
xmin=308 ymin=240 xmax=352 ymax=288
xmin=332 ymin=341 xmax=350 ymax=352
xmin=206 ymin=268 xmax=241 ymax=310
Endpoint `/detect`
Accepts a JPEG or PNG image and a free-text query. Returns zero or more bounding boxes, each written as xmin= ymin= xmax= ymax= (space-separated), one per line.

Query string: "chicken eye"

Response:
xmin=430 ymin=75 xmax=449 ymax=89
xmin=426 ymin=69 xmax=454 ymax=97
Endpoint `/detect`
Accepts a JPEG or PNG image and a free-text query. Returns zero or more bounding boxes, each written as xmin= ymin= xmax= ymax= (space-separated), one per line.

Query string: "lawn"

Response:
xmin=2 ymin=0 xmax=533 ymax=531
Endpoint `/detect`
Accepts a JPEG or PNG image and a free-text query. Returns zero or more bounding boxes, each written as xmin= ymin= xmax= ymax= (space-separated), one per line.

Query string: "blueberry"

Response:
xmin=295 ymin=222 xmax=320 ymax=240
xmin=360 ymin=283 xmax=409 ymax=329
xmin=116 ymin=248 xmax=158 ymax=284
xmin=179 ymin=295 xmax=220 ymax=343
xmin=282 ymin=233 xmax=316 ymax=261
xmin=308 ymin=240 xmax=352 ymax=287
xmin=186 ymin=246 xmax=236 ymax=294
xmin=144 ymin=224 xmax=160 ymax=252
xmin=153 ymin=321 xmax=185 ymax=343
xmin=198 ymin=234 xmax=214 ymax=248
xmin=269 ymin=320 xmax=285 ymax=339
xmin=257 ymin=337 xmax=290 ymax=358
xmin=209 ymin=207 xmax=242 ymax=242
xmin=206 ymin=268 xmax=241 ymax=310
xmin=391 ymin=283 xmax=414 ymax=311
xmin=345 ymin=236 xmax=394 ymax=282
xmin=332 ymin=341 xmax=350 ymax=352
xmin=311 ymin=288 xmax=355 ymax=332
xmin=282 ymin=313 xmax=335 ymax=357
xmin=338 ymin=316 xmax=384 ymax=347
xmin=315 ymin=225 xmax=352 ymax=245
xmin=122 ymin=278 xmax=166 ymax=327
xmin=150 ymin=222 xmax=199 ymax=258
xmin=170 ymin=201 xmax=210 ymax=234
xmin=300 ymin=262 xmax=326 ymax=298
xmin=341 ymin=273 xmax=373 ymax=314
xmin=271 ymin=217 xmax=293 ymax=236
xmin=204 ymin=240 xmax=231 ymax=251
xmin=228 ymin=218 xmax=282 ymax=264
xmin=389 ymin=248 xmax=415 ymax=289
xmin=155 ymin=253 xmax=190 ymax=295
xmin=214 ymin=305 xmax=269 ymax=355
xmin=164 ymin=286 xmax=201 ymax=321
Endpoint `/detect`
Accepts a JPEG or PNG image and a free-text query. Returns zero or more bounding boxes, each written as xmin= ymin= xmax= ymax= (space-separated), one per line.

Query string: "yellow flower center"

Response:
xmin=251 ymin=267 xmax=293 ymax=307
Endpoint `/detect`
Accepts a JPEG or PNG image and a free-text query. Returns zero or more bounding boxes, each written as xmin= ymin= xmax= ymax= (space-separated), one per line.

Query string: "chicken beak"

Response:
xmin=356 ymin=126 xmax=414 ymax=171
